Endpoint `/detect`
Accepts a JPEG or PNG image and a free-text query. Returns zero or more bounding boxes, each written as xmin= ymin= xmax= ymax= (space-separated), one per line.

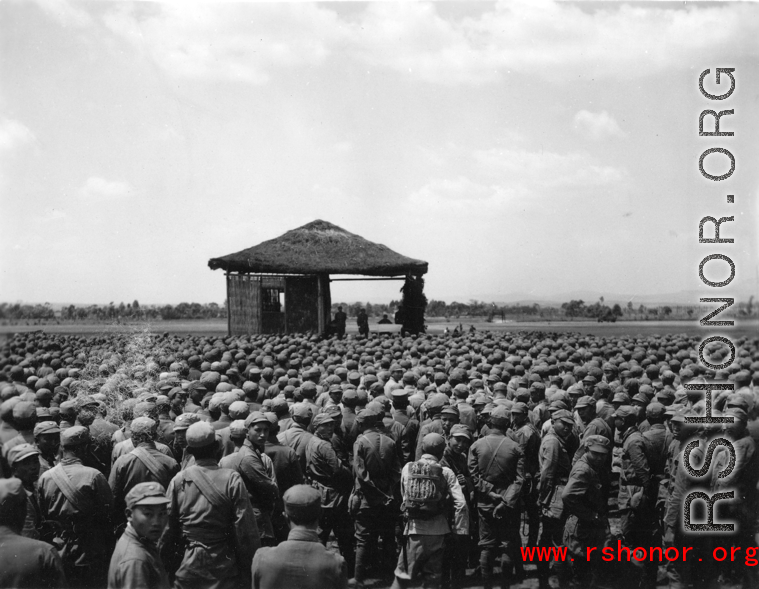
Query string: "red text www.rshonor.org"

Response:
xmin=520 ymin=541 xmax=759 ymax=566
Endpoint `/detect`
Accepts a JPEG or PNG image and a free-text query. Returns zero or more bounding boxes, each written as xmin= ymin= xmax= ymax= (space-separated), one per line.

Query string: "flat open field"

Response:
xmin=2 ymin=318 xmax=756 ymax=341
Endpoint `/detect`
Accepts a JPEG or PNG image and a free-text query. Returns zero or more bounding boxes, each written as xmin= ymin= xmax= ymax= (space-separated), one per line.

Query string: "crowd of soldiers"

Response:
xmin=0 ymin=328 xmax=758 ymax=589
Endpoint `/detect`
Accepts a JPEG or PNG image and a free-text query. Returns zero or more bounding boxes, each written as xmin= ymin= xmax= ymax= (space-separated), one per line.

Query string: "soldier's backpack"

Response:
xmin=402 ymin=460 xmax=449 ymax=520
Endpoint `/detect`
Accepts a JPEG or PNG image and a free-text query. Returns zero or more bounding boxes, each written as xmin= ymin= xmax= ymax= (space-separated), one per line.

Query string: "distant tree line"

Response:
xmin=0 ymin=301 xmax=226 ymax=323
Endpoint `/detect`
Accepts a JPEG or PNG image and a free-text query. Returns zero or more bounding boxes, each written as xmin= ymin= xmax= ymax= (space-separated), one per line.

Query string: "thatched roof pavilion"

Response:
xmin=209 ymin=220 xmax=428 ymax=335
xmin=208 ymin=219 xmax=428 ymax=276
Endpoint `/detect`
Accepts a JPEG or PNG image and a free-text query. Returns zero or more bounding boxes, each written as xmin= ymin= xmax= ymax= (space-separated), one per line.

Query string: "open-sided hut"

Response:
xmin=208 ymin=220 xmax=428 ymax=335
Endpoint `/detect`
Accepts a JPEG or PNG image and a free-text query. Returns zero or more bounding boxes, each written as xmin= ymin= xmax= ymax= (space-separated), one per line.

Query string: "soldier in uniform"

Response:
xmin=37 ymin=425 xmax=114 ymax=588
xmin=109 ymin=416 xmax=179 ymax=534
xmin=391 ymin=389 xmax=419 ymax=465
xmin=108 ymin=482 xmax=171 ymax=589
xmin=278 ymin=402 xmax=315 ymax=472
xmin=34 ymin=420 xmax=60 ymax=476
xmin=0 ymin=477 xmax=67 ymax=589
xmin=510 ymin=401 xmax=541 ymax=546
xmin=220 ymin=411 xmax=280 ymax=546
xmin=415 ymin=393 xmax=448 ymax=460
xmin=467 ymin=405 xmax=525 ymax=589
xmin=169 ymin=413 xmax=200 ymax=467
xmin=160 ymin=421 xmax=260 ymax=589
xmin=440 ymin=424 xmax=475 ymax=588
xmin=536 ymin=409 xmax=575 ymax=589
xmin=306 ymin=411 xmax=354 ymax=571
xmin=7 ymin=443 xmax=44 ymax=540
xmin=562 ymin=435 xmax=611 ymax=588
xmin=392 ymin=433 xmax=469 ymax=589
xmin=615 ymin=405 xmax=656 ymax=589
xmin=334 ymin=306 xmax=347 ymax=339
xmin=352 ymin=407 xmax=402 ymax=588
xmin=251 ymin=484 xmax=348 ymax=589
xmin=663 ymin=409 xmax=706 ymax=589
xmin=712 ymin=407 xmax=759 ymax=587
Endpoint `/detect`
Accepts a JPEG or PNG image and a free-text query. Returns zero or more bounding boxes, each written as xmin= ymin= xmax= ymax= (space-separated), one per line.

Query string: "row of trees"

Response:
xmin=3 ymin=295 xmax=754 ymax=324
xmin=0 ymin=301 xmax=226 ymax=323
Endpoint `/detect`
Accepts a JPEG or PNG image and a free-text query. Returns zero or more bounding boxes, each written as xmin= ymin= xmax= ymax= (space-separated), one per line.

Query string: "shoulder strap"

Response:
xmin=183 ymin=466 xmax=232 ymax=510
xmin=484 ymin=436 xmax=508 ymax=475
xmin=130 ymin=446 xmax=165 ymax=481
xmin=48 ymin=464 xmax=93 ymax=513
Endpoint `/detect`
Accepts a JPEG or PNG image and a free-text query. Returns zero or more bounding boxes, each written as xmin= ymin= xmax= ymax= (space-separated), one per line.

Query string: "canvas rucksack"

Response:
xmin=402 ymin=459 xmax=449 ymax=520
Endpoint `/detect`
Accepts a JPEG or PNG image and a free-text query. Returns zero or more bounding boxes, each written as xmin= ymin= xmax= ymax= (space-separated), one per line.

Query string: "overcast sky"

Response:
xmin=1 ymin=0 xmax=757 ymax=306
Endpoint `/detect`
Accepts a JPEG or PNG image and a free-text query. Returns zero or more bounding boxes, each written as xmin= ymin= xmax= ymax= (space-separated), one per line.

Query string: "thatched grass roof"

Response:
xmin=208 ymin=220 xmax=428 ymax=276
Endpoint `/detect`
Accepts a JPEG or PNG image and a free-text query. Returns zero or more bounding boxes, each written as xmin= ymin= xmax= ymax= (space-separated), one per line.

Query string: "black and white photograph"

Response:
xmin=1 ymin=1 xmax=758 ymax=588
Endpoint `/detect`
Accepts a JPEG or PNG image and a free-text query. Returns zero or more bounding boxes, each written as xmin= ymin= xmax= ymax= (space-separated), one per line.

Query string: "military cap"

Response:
xmin=449 ymin=424 xmax=472 ymax=439
xmin=291 ymin=403 xmax=314 ymax=420
xmin=228 ymin=401 xmax=250 ymax=420
xmin=131 ymin=417 xmax=157 ymax=436
xmin=0 ymin=478 xmax=25 ymax=519
xmin=186 ymin=422 xmax=216 ymax=448
xmin=552 ymin=409 xmax=575 ymax=426
xmin=726 ymin=395 xmax=750 ymax=411
xmin=12 ymin=401 xmax=36 ymax=421
xmin=356 ymin=407 xmax=381 ymax=424
xmin=585 ymin=434 xmax=611 ymax=453
xmin=669 ymin=408 xmax=690 ymax=423
xmin=229 ymin=420 xmax=247 ymax=437
xmin=631 ymin=392 xmax=648 ymax=406
xmin=35 ymin=389 xmax=53 ymax=402
xmin=511 ymin=389 xmax=528 ymax=403
xmin=7 ymin=443 xmax=39 ymax=465
xmin=421 ymin=432 xmax=446 ymax=456
xmin=283 ymin=484 xmax=321 ymax=521
xmin=133 ymin=402 xmax=156 ymax=418
xmin=311 ymin=413 xmax=335 ymax=429
xmin=76 ymin=395 xmax=100 ymax=408
xmin=155 ymin=395 xmax=170 ymax=407
xmin=187 ymin=381 xmax=208 ymax=393
xmin=612 ymin=405 xmax=637 ymax=420
xmin=479 ymin=403 xmax=494 ymax=416
xmin=645 ymin=403 xmax=666 ymax=419
xmin=207 ymin=394 xmax=224 ymax=412
xmin=34 ymin=421 xmax=60 ymax=436
xmin=490 ymin=405 xmax=510 ymax=421
xmin=574 ymin=395 xmax=594 ymax=410
xmin=323 ymin=404 xmax=342 ymax=418
xmin=440 ymin=405 xmax=459 ymax=417
xmin=472 ymin=394 xmax=489 ymax=408
xmin=173 ymin=413 xmax=201 ymax=431
xmin=391 ymin=388 xmax=408 ymax=398
xmin=656 ymin=390 xmax=675 ymax=403
xmin=36 ymin=407 xmax=53 ymax=420
xmin=244 ymin=411 xmax=270 ymax=428
xmin=492 ymin=382 xmax=509 ymax=393
xmin=612 ymin=392 xmax=631 ymax=404
xmin=137 ymin=391 xmax=159 ymax=403
xmin=567 ymin=386 xmax=584 ymax=397
xmin=270 ymin=396 xmax=289 ymax=412
xmin=264 ymin=412 xmax=278 ymax=426
xmin=61 ymin=425 xmax=90 ymax=447
xmin=510 ymin=401 xmax=529 ymax=415
xmin=125 ymin=482 xmax=170 ymax=510
xmin=426 ymin=393 xmax=449 ymax=411
xmin=725 ymin=407 xmax=748 ymax=423
xmin=58 ymin=400 xmax=76 ymax=415
xmin=548 ymin=399 xmax=569 ymax=412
